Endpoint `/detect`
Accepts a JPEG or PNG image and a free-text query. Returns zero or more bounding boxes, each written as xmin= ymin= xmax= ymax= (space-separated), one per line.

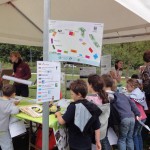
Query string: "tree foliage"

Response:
xmin=0 ymin=43 xmax=43 ymax=63
xmin=102 ymin=41 xmax=150 ymax=70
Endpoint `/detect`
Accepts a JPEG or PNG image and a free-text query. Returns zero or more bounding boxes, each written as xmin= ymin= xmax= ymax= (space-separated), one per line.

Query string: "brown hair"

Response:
xmin=127 ymin=78 xmax=140 ymax=89
xmin=10 ymin=51 xmax=21 ymax=59
xmin=2 ymin=84 xmax=15 ymax=97
xmin=101 ymin=74 xmax=116 ymax=91
xmin=88 ymin=74 xmax=108 ymax=104
xmin=69 ymin=79 xmax=88 ymax=98
xmin=143 ymin=50 xmax=150 ymax=63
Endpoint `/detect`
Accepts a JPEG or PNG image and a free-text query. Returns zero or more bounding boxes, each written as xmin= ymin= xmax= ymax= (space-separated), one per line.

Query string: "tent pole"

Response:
xmin=43 ymin=0 xmax=50 ymax=150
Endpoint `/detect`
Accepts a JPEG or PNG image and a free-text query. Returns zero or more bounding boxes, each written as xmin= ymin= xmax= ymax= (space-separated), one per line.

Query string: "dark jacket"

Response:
xmin=13 ymin=59 xmax=31 ymax=80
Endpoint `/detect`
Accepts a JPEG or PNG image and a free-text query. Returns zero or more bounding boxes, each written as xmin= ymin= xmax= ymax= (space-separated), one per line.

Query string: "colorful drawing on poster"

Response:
xmin=79 ymin=27 xmax=86 ymax=37
xmin=49 ymin=20 xmax=103 ymax=66
xmin=52 ymin=32 xmax=57 ymax=37
xmin=64 ymin=51 xmax=68 ymax=54
xmin=82 ymin=42 xmax=86 ymax=45
xmin=69 ymin=31 xmax=75 ymax=36
xmin=57 ymin=50 xmax=62 ymax=53
xmin=85 ymin=55 xmax=90 ymax=59
xmin=51 ymin=38 xmax=53 ymax=44
xmin=52 ymin=45 xmax=55 ymax=49
xmin=71 ymin=49 xmax=77 ymax=53
xmin=93 ymin=54 xmax=98 ymax=59
xmin=89 ymin=47 xmax=93 ymax=53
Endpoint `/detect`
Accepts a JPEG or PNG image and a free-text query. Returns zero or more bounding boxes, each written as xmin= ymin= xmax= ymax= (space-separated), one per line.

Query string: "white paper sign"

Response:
xmin=9 ymin=117 xmax=26 ymax=138
xmin=49 ymin=20 xmax=104 ymax=66
xmin=108 ymin=127 xmax=118 ymax=145
xmin=80 ymin=67 xmax=96 ymax=78
xmin=101 ymin=55 xmax=111 ymax=75
xmin=37 ymin=61 xmax=61 ymax=103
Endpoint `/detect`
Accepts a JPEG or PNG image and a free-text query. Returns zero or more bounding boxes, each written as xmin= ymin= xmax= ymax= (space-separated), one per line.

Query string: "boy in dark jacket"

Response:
xmin=55 ymin=79 xmax=101 ymax=150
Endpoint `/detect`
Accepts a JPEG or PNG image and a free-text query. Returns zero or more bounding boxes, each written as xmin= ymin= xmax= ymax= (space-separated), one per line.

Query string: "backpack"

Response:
xmin=142 ymin=64 xmax=150 ymax=95
xmin=108 ymin=92 xmax=121 ymax=128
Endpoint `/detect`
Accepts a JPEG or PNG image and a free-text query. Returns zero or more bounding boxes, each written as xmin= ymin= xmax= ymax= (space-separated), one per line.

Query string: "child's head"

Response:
xmin=88 ymin=74 xmax=108 ymax=104
xmin=88 ymin=74 xmax=103 ymax=93
xmin=101 ymin=74 xmax=116 ymax=91
xmin=131 ymin=74 xmax=139 ymax=79
xmin=2 ymin=84 xmax=16 ymax=97
xmin=69 ymin=79 xmax=87 ymax=101
xmin=126 ymin=79 xmax=140 ymax=92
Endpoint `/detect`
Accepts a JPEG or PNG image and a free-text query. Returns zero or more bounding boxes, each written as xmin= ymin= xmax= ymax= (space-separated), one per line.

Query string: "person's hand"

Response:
xmin=96 ymin=141 xmax=101 ymax=150
xmin=55 ymin=111 xmax=61 ymax=118
xmin=14 ymin=101 xmax=20 ymax=105
xmin=136 ymin=116 xmax=142 ymax=121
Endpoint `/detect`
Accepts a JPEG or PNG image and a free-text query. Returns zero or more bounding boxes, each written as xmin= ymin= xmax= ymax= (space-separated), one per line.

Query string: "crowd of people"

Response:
xmin=55 ymin=50 xmax=150 ymax=150
xmin=0 ymin=50 xmax=150 ymax=150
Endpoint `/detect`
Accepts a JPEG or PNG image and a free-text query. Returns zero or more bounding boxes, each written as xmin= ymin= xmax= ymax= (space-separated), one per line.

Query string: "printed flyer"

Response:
xmin=53 ymin=122 xmax=69 ymax=150
xmin=37 ymin=61 xmax=61 ymax=103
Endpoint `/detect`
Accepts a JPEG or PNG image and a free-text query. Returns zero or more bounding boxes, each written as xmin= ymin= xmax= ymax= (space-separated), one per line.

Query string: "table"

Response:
xmin=15 ymin=98 xmax=58 ymax=150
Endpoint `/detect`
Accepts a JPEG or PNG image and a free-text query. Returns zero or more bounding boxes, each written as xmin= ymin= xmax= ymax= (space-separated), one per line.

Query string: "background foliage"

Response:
xmin=0 ymin=41 xmax=150 ymax=75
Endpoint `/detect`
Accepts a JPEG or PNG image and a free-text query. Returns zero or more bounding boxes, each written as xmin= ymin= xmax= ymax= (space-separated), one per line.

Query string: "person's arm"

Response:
xmin=22 ymin=63 xmax=31 ymax=80
xmin=6 ymin=102 xmax=19 ymax=115
xmin=95 ymin=129 xmax=101 ymax=150
xmin=129 ymin=98 xmax=140 ymax=117
xmin=55 ymin=111 xmax=66 ymax=125
xmin=55 ymin=103 xmax=75 ymax=125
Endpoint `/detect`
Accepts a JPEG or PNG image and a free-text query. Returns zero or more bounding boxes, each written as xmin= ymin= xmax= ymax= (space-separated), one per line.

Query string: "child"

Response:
xmin=86 ymin=74 xmax=111 ymax=150
xmin=0 ymin=84 xmax=19 ymax=150
xmin=101 ymin=74 xmax=140 ymax=150
xmin=55 ymin=79 xmax=101 ymax=150
xmin=126 ymin=79 xmax=147 ymax=150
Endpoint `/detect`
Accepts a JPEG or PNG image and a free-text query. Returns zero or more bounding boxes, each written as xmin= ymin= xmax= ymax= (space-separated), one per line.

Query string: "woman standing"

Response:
xmin=110 ymin=60 xmax=123 ymax=84
xmin=10 ymin=51 xmax=31 ymax=97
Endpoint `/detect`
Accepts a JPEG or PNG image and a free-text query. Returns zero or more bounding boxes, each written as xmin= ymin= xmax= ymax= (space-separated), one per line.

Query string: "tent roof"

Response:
xmin=0 ymin=0 xmax=150 ymax=46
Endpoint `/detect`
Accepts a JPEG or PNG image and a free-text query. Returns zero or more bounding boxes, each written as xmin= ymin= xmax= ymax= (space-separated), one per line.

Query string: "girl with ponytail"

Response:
xmin=86 ymin=74 xmax=109 ymax=105
xmin=86 ymin=74 xmax=111 ymax=150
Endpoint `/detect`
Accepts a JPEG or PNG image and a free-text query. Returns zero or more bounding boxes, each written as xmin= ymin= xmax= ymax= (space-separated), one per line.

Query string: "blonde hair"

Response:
xmin=127 ymin=78 xmax=141 ymax=89
xmin=10 ymin=51 xmax=21 ymax=59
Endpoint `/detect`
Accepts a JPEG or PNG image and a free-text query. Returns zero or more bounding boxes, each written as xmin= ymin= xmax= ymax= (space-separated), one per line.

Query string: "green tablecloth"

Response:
xmin=15 ymin=98 xmax=58 ymax=128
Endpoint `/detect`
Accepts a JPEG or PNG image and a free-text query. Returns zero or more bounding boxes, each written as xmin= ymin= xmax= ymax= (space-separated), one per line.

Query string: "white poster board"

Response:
xmin=37 ymin=61 xmax=61 ymax=103
xmin=61 ymin=72 xmax=65 ymax=84
xmin=80 ymin=67 xmax=96 ymax=78
xmin=49 ymin=20 xmax=104 ymax=66
xmin=101 ymin=55 xmax=111 ymax=75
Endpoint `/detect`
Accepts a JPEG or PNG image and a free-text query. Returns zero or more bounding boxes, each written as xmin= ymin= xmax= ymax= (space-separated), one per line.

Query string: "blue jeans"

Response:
xmin=101 ymin=136 xmax=111 ymax=150
xmin=133 ymin=119 xmax=146 ymax=150
xmin=118 ymin=118 xmax=135 ymax=150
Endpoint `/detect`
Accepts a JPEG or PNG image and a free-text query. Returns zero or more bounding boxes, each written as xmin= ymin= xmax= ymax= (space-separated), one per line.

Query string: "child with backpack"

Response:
xmin=126 ymin=78 xmax=148 ymax=150
xmin=101 ymin=74 xmax=141 ymax=150
xmin=86 ymin=74 xmax=111 ymax=150
xmin=0 ymin=84 xmax=19 ymax=150
xmin=55 ymin=79 xmax=101 ymax=150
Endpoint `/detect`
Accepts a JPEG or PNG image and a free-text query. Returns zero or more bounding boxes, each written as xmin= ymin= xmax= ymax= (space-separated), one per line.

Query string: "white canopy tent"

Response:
xmin=0 ymin=0 xmax=150 ymax=46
